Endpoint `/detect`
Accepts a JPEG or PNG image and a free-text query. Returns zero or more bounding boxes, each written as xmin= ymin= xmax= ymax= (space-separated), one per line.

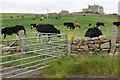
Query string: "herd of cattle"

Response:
xmin=1 ymin=21 xmax=120 ymax=41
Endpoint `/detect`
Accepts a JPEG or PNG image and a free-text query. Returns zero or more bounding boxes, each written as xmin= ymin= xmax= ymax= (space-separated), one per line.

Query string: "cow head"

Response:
xmin=101 ymin=23 xmax=105 ymax=26
xmin=88 ymin=23 xmax=91 ymax=26
xmin=31 ymin=24 xmax=36 ymax=29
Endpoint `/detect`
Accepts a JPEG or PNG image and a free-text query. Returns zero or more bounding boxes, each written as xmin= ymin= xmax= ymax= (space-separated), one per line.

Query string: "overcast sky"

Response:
xmin=0 ymin=0 xmax=119 ymax=14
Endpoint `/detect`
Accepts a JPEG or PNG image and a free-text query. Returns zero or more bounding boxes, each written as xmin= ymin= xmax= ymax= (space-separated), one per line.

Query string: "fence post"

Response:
xmin=65 ymin=34 xmax=68 ymax=56
xmin=110 ymin=26 xmax=117 ymax=54
xmin=20 ymin=30 xmax=25 ymax=52
xmin=67 ymin=32 xmax=73 ymax=56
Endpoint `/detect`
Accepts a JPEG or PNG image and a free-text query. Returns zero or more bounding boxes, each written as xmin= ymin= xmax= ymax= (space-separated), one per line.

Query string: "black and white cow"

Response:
xmin=64 ymin=22 xmax=75 ymax=30
xmin=88 ymin=23 xmax=92 ymax=26
xmin=96 ymin=22 xmax=105 ymax=27
xmin=85 ymin=26 xmax=103 ymax=38
xmin=1 ymin=25 xmax=26 ymax=40
xmin=30 ymin=24 xmax=61 ymax=42
xmin=113 ymin=22 xmax=120 ymax=26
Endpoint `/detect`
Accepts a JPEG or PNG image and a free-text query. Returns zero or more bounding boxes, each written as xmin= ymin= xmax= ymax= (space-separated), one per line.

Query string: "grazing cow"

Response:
xmin=88 ymin=23 xmax=92 ymax=26
xmin=36 ymin=15 xmax=38 ymax=18
xmin=83 ymin=15 xmax=86 ymax=16
xmin=30 ymin=24 xmax=61 ymax=42
xmin=113 ymin=22 xmax=120 ymax=26
xmin=40 ymin=19 xmax=42 ymax=21
xmin=22 ymin=16 xmax=24 ymax=18
xmin=74 ymin=23 xmax=80 ymax=28
xmin=1 ymin=25 xmax=26 ymax=40
xmin=85 ymin=26 xmax=103 ymax=38
xmin=16 ymin=16 xmax=19 ymax=18
xmin=64 ymin=22 xmax=75 ymax=30
xmin=10 ymin=16 xmax=13 ymax=18
xmin=40 ymin=17 xmax=44 ymax=21
xmin=55 ymin=17 xmax=58 ymax=19
xmin=32 ymin=18 xmax=35 ymax=20
xmin=96 ymin=22 xmax=105 ymax=27
xmin=55 ymin=17 xmax=60 ymax=20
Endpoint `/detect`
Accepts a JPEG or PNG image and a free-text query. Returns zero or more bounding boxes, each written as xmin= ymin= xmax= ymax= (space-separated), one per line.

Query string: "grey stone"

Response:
xmin=115 ymin=52 xmax=118 ymax=56
xmin=95 ymin=44 xmax=100 ymax=48
xmin=71 ymin=45 xmax=78 ymax=51
xmin=101 ymin=49 xmax=110 ymax=51
xmin=92 ymin=37 xmax=99 ymax=40
xmin=100 ymin=42 xmax=110 ymax=49
xmin=88 ymin=44 xmax=99 ymax=49
xmin=73 ymin=42 xmax=78 ymax=45
xmin=85 ymin=41 xmax=94 ymax=44
xmin=73 ymin=36 xmax=82 ymax=44
xmin=116 ymin=43 xmax=119 ymax=48
xmin=80 ymin=45 xmax=88 ymax=49
xmin=94 ymin=40 xmax=102 ymax=44
xmin=89 ymin=52 xmax=93 ymax=54
xmin=82 ymin=37 xmax=91 ymax=41
xmin=99 ymin=35 xmax=107 ymax=40
xmin=71 ymin=51 xmax=78 ymax=54
xmin=102 ymin=40 xmax=110 ymax=43
xmin=78 ymin=49 xmax=84 ymax=52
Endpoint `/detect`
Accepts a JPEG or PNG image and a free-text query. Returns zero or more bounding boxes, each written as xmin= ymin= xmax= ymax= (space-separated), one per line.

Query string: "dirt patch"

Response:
xmin=1 ymin=67 xmax=48 ymax=78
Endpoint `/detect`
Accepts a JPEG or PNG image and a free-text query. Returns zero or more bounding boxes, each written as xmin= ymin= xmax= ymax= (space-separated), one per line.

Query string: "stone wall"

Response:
xmin=71 ymin=35 xmax=119 ymax=55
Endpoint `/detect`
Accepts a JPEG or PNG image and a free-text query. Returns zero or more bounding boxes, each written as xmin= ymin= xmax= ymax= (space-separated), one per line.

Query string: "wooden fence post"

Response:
xmin=20 ymin=30 xmax=26 ymax=52
xmin=67 ymin=32 xmax=73 ymax=56
xmin=110 ymin=26 xmax=117 ymax=54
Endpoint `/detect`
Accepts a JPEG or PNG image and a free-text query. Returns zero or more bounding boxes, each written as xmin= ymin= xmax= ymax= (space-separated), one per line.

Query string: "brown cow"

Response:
xmin=74 ymin=23 xmax=80 ymax=28
xmin=32 ymin=18 xmax=35 ymax=20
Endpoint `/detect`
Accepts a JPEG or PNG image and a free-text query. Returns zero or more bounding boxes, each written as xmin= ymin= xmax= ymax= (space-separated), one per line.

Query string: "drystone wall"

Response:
xmin=71 ymin=35 xmax=119 ymax=55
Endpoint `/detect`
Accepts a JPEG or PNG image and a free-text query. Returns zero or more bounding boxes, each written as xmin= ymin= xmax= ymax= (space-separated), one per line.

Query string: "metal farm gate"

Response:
xmin=0 ymin=32 xmax=67 ymax=78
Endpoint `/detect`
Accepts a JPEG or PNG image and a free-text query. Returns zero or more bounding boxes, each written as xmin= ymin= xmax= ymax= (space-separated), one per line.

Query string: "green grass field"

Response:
xmin=1 ymin=14 xmax=118 ymax=40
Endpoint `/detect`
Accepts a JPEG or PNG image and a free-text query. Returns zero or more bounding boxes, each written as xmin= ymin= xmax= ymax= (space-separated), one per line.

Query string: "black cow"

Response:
xmin=96 ymin=22 xmax=105 ymax=27
xmin=88 ymin=23 xmax=92 ymax=26
xmin=113 ymin=22 xmax=120 ymax=26
xmin=30 ymin=24 xmax=61 ymax=42
xmin=1 ymin=25 xmax=26 ymax=40
xmin=55 ymin=17 xmax=60 ymax=20
xmin=10 ymin=16 xmax=13 ymax=18
xmin=85 ymin=27 xmax=103 ymax=38
xmin=64 ymin=22 xmax=75 ymax=30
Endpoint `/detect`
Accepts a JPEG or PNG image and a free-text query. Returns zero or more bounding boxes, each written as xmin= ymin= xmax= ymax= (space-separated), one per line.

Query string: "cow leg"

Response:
xmin=48 ymin=34 xmax=51 ymax=43
xmin=48 ymin=38 xmax=51 ymax=43
xmin=70 ymin=26 xmax=72 ymax=30
xmin=67 ymin=26 xmax=69 ymax=30
xmin=2 ymin=34 xmax=6 ymax=41
xmin=37 ymin=33 xmax=42 ymax=42
xmin=74 ymin=26 xmax=76 ymax=30
xmin=39 ymin=34 xmax=42 ymax=42
xmin=16 ymin=33 xmax=19 ymax=39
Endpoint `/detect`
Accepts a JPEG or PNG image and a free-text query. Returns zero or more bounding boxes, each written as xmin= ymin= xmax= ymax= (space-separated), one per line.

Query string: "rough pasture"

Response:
xmin=1 ymin=14 xmax=118 ymax=40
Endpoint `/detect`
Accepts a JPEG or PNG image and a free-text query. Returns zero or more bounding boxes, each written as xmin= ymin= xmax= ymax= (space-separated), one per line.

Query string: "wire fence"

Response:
xmin=0 ymin=32 xmax=67 ymax=78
